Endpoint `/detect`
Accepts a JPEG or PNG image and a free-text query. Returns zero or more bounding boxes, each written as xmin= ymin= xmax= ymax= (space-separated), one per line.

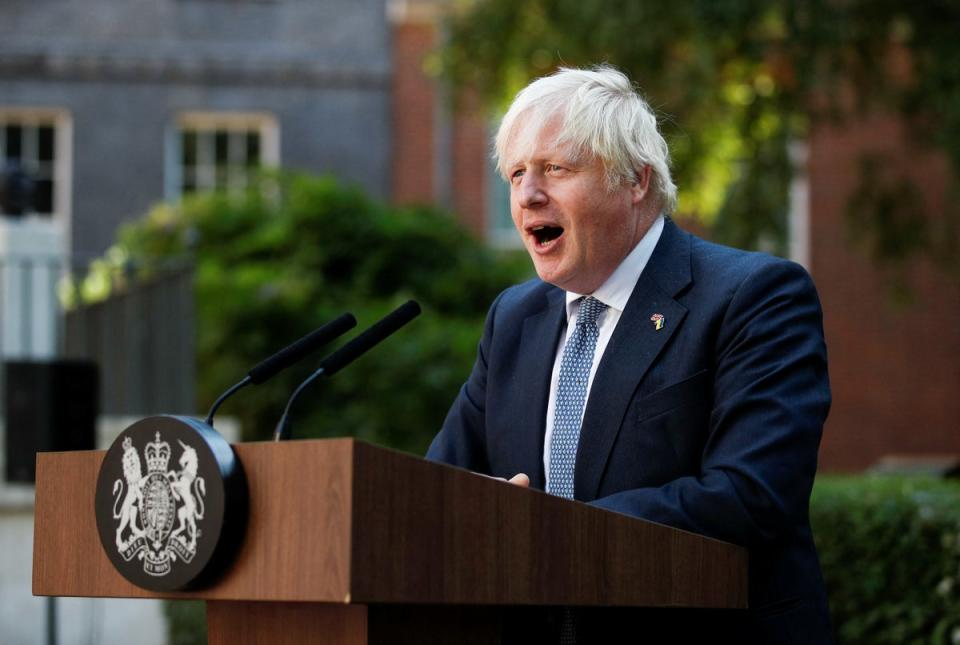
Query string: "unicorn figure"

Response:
xmin=168 ymin=440 xmax=205 ymax=551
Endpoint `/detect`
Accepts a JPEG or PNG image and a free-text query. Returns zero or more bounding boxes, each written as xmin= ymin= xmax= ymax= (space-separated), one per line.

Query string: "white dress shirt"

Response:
xmin=542 ymin=215 xmax=665 ymax=487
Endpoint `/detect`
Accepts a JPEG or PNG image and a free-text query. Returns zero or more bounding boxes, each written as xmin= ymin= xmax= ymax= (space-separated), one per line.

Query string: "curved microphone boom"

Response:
xmin=273 ymin=300 xmax=421 ymax=441
xmin=204 ymin=312 xmax=357 ymax=426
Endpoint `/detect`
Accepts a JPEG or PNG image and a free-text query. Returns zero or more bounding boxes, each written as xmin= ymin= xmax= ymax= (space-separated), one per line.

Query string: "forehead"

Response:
xmin=503 ymin=115 xmax=578 ymax=167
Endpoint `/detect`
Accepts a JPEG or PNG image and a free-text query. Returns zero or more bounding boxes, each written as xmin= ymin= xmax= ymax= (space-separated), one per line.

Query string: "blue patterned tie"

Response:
xmin=548 ymin=296 xmax=607 ymax=644
xmin=548 ymin=295 xmax=607 ymax=499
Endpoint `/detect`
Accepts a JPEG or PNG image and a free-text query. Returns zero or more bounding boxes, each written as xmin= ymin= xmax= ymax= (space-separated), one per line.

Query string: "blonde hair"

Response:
xmin=494 ymin=65 xmax=678 ymax=213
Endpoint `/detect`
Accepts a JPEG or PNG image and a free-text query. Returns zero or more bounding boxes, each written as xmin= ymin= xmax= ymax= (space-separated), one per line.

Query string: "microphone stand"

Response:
xmin=273 ymin=367 xmax=325 ymax=441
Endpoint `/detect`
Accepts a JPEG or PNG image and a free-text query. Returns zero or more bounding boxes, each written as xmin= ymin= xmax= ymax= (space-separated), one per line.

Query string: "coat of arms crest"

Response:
xmin=112 ymin=431 xmax=206 ymax=576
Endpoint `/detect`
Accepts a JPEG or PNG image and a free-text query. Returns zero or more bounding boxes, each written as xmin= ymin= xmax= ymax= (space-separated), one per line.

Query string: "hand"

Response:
xmin=507 ymin=473 xmax=530 ymax=487
xmin=482 ymin=472 xmax=531 ymax=487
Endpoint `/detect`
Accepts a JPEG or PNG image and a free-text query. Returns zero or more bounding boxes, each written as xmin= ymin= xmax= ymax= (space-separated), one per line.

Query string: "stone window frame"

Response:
xmin=165 ymin=111 xmax=279 ymax=199
xmin=0 ymin=107 xmax=73 ymax=221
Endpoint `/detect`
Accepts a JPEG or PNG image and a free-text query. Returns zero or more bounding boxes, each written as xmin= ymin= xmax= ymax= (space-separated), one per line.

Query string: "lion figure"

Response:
xmin=112 ymin=436 xmax=145 ymax=551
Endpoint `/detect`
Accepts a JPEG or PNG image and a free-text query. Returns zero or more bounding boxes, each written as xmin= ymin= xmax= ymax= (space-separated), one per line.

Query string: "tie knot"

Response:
xmin=577 ymin=296 xmax=607 ymax=327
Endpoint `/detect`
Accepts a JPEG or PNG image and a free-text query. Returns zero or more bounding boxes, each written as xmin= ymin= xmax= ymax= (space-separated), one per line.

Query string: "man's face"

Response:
xmin=506 ymin=121 xmax=654 ymax=294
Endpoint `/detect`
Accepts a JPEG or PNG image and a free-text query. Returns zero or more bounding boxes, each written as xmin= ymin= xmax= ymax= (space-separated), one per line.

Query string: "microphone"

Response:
xmin=204 ymin=312 xmax=357 ymax=426
xmin=273 ymin=300 xmax=421 ymax=441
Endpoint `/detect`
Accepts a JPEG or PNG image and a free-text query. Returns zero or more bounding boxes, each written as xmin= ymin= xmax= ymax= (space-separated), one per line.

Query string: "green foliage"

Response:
xmin=436 ymin=0 xmax=960 ymax=276
xmin=437 ymin=0 xmax=797 ymax=255
xmin=104 ymin=172 xmax=528 ymax=450
xmin=811 ymin=476 xmax=960 ymax=644
xmin=164 ymin=600 xmax=206 ymax=645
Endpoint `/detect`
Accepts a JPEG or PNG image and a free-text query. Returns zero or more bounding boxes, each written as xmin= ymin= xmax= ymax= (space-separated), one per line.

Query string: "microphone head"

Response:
xmin=320 ymin=300 xmax=421 ymax=377
xmin=247 ymin=312 xmax=357 ymax=385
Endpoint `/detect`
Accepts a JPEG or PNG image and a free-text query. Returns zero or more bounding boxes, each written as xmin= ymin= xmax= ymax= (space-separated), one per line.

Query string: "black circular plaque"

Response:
xmin=94 ymin=416 xmax=246 ymax=591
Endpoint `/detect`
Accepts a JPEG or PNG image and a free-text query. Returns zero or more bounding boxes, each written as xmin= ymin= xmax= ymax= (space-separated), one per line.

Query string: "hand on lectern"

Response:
xmin=481 ymin=472 xmax=530 ymax=487
xmin=508 ymin=473 xmax=530 ymax=487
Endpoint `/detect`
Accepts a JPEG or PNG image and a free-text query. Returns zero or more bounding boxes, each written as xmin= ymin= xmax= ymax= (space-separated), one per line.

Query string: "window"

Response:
xmin=167 ymin=112 xmax=279 ymax=198
xmin=0 ymin=109 xmax=72 ymax=219
xmin=487 ymin=163 xmax=520 ymax=248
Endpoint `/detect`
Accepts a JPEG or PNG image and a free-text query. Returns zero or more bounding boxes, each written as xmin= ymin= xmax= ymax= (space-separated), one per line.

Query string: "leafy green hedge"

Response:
xmin=164 ymin=600 xmax=205 ymax=645
xmin=93 ymin=172 xmax=528 ymax=450
xmin=811 ymin=476 xmax=960 ymax=644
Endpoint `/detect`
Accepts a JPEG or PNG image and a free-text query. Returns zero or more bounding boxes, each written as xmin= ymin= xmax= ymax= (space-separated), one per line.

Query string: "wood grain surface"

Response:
xmin=33 ymin=439 xmax=355 ymax=601
xmin=33 ymin=438 xmax=747 ymax=608
xmin=349 ymin=441 xmax=747 ymax=608
xmin=207 ymin=601 xmax=368 ymax=645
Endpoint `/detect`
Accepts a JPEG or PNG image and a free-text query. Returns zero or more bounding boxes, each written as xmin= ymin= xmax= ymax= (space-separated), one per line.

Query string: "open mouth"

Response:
xmin=530 ymin=225 xmax=564 ymax=247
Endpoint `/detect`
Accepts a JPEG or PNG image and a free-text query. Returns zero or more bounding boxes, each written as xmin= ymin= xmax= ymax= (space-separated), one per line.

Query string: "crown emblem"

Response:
xmin=144 ymin=432 xmax=171 ymax=473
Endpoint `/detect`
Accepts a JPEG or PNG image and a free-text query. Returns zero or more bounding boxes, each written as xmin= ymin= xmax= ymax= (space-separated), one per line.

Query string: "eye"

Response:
xmin=546 ymin=163 xmax=567 ymax=174
xmin=510 ymin=168 xmax=525 ymax=183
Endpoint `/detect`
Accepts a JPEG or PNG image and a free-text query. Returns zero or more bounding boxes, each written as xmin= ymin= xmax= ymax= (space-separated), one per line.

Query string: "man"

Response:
xmin=427 ymin=66 xmax=833 ymax=643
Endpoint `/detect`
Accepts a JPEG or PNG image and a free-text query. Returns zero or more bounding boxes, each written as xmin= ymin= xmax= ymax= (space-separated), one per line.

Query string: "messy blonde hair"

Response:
xmin=494 ymin=65 xmax=678 ymax=213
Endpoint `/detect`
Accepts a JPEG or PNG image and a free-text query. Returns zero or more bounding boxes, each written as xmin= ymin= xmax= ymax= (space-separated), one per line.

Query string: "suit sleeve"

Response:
xmin=424 ymin=290 xmax=505 ymax=473
xmin=590 ymin=260 xmax=831 ymax=548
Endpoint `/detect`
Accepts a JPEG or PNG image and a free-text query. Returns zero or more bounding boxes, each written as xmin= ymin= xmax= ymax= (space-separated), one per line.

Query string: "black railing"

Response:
xmin=0 ymin=255 xmax=195 ymax=416
xmin=62 ymin=264 xmax=196 ymax=416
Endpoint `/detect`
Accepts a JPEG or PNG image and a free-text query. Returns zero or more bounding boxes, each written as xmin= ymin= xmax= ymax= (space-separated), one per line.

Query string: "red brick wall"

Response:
xmin=809 ymin=114 xmax=960 ymax=471
xmin=451 ymin=91 xmax=488 ymax=238
xmin=391 ymin=21 xmax=436 ymax=205
xmin=391 ymin=18 xmax=489 ymax=239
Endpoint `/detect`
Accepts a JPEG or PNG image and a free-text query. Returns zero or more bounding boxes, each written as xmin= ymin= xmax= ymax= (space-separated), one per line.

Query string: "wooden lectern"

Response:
xmin=33 ymin=439 xmax=747 ymax=643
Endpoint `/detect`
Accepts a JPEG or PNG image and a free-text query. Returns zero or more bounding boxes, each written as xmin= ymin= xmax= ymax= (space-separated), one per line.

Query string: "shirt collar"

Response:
xmin=565 ymin=215 xmax=665 ymax=317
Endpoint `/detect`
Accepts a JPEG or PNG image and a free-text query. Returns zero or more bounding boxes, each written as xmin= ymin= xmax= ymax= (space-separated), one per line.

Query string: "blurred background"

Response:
xmin=0 ymin=0 xmax=957 ymax=643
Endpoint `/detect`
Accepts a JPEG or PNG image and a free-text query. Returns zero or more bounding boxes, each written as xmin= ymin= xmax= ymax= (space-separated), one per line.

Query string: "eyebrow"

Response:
xmin=508 ymin=149 xmax=577 ymax=169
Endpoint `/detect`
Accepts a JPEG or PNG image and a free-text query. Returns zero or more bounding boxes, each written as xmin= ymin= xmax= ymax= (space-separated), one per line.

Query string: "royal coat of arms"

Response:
xmin=112 ymin=431 xmax=206 ymax=576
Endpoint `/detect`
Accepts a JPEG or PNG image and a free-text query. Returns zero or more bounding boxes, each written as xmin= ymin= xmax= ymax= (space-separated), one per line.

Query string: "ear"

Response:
xmin=630 ymin=166 xmax=652 ymax=205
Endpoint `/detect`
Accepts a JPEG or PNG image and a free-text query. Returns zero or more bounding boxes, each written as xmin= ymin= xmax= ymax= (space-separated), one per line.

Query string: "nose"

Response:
xmin=516 ymin=173 xmax=547 ymax=209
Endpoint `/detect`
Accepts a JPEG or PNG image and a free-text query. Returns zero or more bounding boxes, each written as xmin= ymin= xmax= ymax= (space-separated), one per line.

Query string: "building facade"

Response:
xmin=0 ymin=0 xmax=393 ymax=260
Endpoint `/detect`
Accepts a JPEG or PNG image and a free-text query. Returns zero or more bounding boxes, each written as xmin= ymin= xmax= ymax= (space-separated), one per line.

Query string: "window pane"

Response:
xmin=214 ymin=130 xmax=228 ymax=164
xmin=246 ymin=132 xmax=260 ymax=165
xmin=33 ymin=178 xmax=53 ymax=214
xmin=175 ymin=118 xmax=270 ymax=197
xmin=182 ymin=131 xmax=197 ymax=167
xmin=182 ymin=167 xmax=196 ymax=194
xmin=5 ymin=125 xmax=21 ymax=160
xmin=37 ymin=126 xmax=55 ymax=162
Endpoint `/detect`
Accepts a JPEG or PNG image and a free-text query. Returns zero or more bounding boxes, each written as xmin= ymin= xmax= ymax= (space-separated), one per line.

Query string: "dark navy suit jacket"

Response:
xmin=427 ymin=219 xmax=833 ymax=644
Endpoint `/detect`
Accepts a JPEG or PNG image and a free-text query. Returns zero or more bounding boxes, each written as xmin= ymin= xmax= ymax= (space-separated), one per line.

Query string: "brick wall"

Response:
xmin=390 ymin=7 xmax=489 ymax=239
xmin=809 ymin=113 xmax=960 ymax=471
xmin=451 ymin=91 xmax=488 ymax=238
xmin=391 ymin=21 xmax=436 ymax=205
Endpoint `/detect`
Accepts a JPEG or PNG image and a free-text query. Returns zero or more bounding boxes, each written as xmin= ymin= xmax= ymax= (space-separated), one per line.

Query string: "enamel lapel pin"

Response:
xmin=650 ymin=313 xmax=665 ymax=331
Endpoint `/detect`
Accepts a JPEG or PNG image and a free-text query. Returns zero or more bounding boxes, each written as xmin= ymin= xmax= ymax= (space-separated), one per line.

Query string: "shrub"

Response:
xmin=812 ymin=475 xmax=960 ymax=644
xmin=102 ymin=171 xmax=528 ymax=450
xmin=165 ymin=600 xmax=206 ymax=645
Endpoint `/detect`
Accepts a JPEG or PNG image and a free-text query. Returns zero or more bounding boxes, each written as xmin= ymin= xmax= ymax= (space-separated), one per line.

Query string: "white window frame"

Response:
xmin=485 ymin=122 xmax=522 ymax=249
xmin=787 ymin=139 xmax=810 ymax=271
xmin=0 ymin=107 xmax=73 ymax=225
xmin=165 ymin=111 xmax=279 ymax=200
xmin=487 ymin=163 xmax=521 ymax=249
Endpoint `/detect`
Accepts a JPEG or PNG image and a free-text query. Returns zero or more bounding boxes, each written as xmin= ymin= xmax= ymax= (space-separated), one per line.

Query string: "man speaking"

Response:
xmin=427 ymin=66 xmax=833 ymax=643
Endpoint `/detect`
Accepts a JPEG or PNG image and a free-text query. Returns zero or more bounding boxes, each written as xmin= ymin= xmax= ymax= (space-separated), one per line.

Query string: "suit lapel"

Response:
xmin=514 ymin=287 xmax=566 ymax=490
xmin=575 ymin=219 xmax=693 ymax=501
